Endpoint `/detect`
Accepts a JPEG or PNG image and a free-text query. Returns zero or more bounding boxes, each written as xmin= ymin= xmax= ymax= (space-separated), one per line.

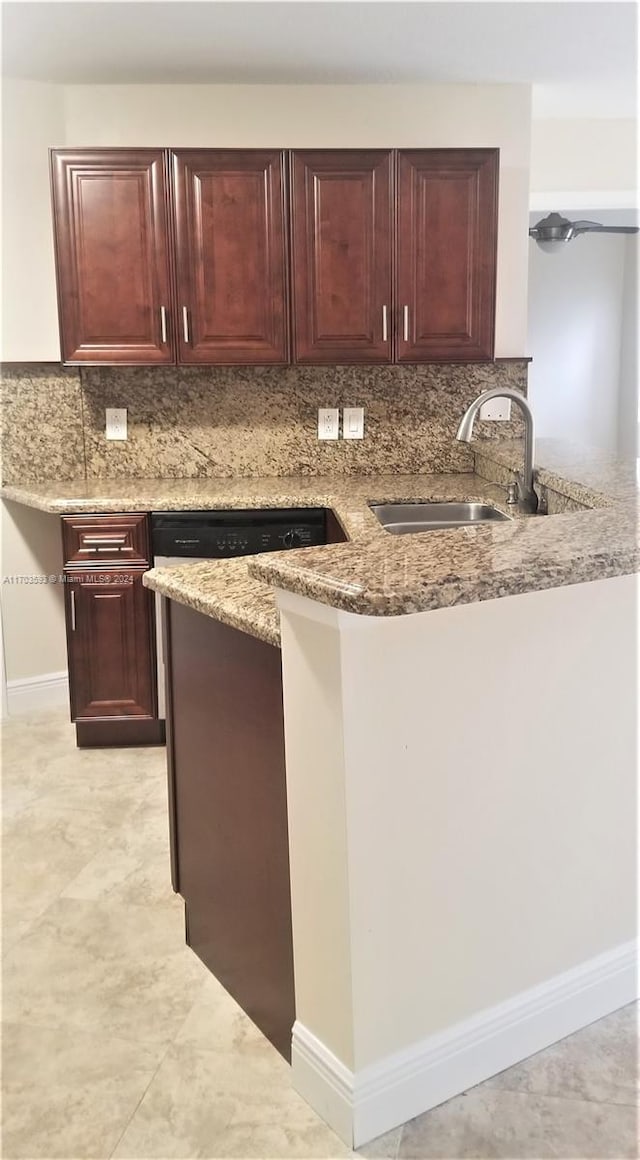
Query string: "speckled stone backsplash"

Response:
xmin=2 ymin=361 xmax=528 ymax=483
xmin=1 ymin=366 xmax=86 ymax=484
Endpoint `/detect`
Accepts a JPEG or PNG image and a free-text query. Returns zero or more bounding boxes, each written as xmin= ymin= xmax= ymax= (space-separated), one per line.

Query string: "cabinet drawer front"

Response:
xmin=51 ymin=149 xmax=175 ymax=365
xmin=62 ymin=513 xmax=150 ymax=566
xmin=64 ymin=568 xmax=156 ymax=721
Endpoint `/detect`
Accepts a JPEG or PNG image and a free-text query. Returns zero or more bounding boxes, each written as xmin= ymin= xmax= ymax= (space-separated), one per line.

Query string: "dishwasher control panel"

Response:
xmin=151 ymin=508 xmax=327 ymax=559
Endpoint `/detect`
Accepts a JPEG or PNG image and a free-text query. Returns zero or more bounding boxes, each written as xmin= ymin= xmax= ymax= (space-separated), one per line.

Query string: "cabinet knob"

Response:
xmin=70 ymin=588 xmax=77 ymax=632
xmin=382 ymin=304 xmax=388 ymax=342
xmin=160 ymin=306 xmax=168 ymax=344
xmin=182 ymin=306 xmax=190 ymax=344
xmin=403 ymin=305 xmax=409 ymax=342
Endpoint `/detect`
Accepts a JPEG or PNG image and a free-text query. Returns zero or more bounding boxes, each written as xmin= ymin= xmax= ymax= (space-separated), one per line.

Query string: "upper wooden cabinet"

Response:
xmin=396 ymin=149 xmax=499 ymax=362
xmin=290 ymin=150 xmax=393 ymax=364
xmin=50 ymin=147 xmax=499 ymax=367
xmin=51 ymin=150 xmax=175 ymax=364
xmin=172 ymin=150 xmax=289 ymax=364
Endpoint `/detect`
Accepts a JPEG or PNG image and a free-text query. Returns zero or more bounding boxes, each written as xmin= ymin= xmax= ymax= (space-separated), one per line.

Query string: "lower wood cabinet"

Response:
xmin=62 ymin=514 xmax=163 ymax=748
xmin=64 ymin=568 xmax=156 ymax=719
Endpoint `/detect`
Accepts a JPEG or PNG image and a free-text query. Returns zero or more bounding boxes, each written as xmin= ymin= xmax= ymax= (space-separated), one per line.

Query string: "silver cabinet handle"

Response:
xmin=160 ymin=306 xmax=167 ymax=344
xmin=70 ymin=588 xmax=76 ymax=632
xmin=182 ymin=306 xmax=190 ymax=343
xmin=382 ymin=304 xmax=388 ymax=342
xmin=82 ymin=536 xmax=127 ymax=546
xmin=403 ymin=305 xmax=409 ymax=342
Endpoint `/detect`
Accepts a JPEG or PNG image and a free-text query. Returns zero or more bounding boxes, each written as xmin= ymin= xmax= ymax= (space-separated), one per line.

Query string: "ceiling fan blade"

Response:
xmin=572 ymin=223 xmax=639 ymax=235
xmin=528 ymin=212 xmax=638 ymax=247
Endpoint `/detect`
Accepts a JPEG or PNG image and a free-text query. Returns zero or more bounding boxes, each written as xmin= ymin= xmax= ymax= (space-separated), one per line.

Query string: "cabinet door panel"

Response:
xmin=396 ymin=149 xmax=498 ymax=362
xmin=173 ymin=150 xmax=289 ymax=364
xmin=65 ymin=569 xmax=156 ymax=720
xmin=291 ymin=150 xmax=393 ymax=364
xmin=51 ymin=149 xmax=175 ymax=364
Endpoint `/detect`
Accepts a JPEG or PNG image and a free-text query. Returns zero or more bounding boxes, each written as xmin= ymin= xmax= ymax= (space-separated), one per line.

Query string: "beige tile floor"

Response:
xmin=2 ymin=708 xmax=638 ymax=1159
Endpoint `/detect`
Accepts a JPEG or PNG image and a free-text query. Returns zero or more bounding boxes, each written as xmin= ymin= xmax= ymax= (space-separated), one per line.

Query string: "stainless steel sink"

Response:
xmin=370 ymin=501 xmax=511 ymax=535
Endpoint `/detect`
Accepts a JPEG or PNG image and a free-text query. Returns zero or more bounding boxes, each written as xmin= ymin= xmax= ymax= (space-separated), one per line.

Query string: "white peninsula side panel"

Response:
xmin=277 ymin=574 xmax=638 ymax=1147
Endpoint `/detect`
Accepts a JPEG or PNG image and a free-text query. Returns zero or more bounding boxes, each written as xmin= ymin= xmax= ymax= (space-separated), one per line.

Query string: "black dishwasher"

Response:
xmin=151 ymin=508 xmax=329 ymax=718
xmin=151 ymin=507 xmax=327 ymax=560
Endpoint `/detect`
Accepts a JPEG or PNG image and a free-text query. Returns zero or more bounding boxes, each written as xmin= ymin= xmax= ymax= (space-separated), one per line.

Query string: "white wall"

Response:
xmin=1 ymin=79 xmax=65 ymax=361
xmin=528 ymin=107 xmax=638 ymax=458
xmin=1 ymin=79 xmax=68 ymax=690
xmin=530 ymin=118 xmax=637 ymax=201
xmin=280 ymin=611 xmax=354 ymax=1070
xmin=279 ymin=574 xmax=637 ymax=1143
xmin=527 ymin=233 xmax=634 ymax=454
xmin=618 ymin=239 xmax=639 ymax=459
xmin=0 ymin=501 xmax=67 ymax=680
xmin=1 ymin=79 xmax=532 ymax=361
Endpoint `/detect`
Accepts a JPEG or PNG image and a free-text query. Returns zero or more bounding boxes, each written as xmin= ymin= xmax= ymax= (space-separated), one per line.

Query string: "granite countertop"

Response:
xmin=247 ymin=441 xmax=639 ymax=622
xmin=3 ymin=439 xmax=638 ymax=644
xmin=145 ymin=557 xmax=281 ymax=648
xmin=141 ymin=471 xmax=516 ymax=645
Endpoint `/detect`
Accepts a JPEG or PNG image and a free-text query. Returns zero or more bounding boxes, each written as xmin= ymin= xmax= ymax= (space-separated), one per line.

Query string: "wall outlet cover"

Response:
xmin=479 ymin=398 xmax=511 ymax=422
xmin=343 ymin=407 xmax=365 ymax=439
xmin=318 ymin=408 xmax=340 ymax=440
xmin=106 ymin=407 xmax=127 ymax=440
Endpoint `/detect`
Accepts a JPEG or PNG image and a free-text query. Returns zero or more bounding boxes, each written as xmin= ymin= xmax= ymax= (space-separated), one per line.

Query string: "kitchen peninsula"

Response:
xmin=144 ymin=438 xmax=639 ymax=1148
xmin=6 ymin=436 xmax=636 ymax=1147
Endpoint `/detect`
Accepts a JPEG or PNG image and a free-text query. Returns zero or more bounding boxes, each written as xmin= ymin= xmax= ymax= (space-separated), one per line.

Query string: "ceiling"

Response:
xmin=1 ymin=1 xmax=637 ymax=116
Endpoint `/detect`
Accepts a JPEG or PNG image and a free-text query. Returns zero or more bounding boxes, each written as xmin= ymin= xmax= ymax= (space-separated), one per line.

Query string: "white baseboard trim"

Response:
xmin=6 ymin=669 xmax=68 ymax=716
xmin=292 ymin=939 xmax=638 ymax=1149
xmin=292 ymin=1024 xmax=355 ymax=1147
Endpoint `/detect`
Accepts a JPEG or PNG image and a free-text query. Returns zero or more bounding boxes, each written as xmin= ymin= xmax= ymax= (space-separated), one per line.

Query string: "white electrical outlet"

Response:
xmin=318 ymin=408 xmax=339 ymax=440
xmin=479 ymin=398 xmax=511 ymax=422
xmin=105 ymin=408 xmax=127 ymax=440
xmin=342 ymin=407 xmax=364 ymax=439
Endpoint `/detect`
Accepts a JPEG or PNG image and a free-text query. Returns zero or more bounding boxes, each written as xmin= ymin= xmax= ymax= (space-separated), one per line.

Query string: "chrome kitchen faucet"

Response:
xmin=456 ymin=389 xmax=538 ymax=513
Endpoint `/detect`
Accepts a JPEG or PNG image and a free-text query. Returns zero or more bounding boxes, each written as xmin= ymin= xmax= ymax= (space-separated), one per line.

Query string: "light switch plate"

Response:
xmin=318 ymin=408 xmax=339 ymax=440
xmin=343 ymin=407 xmax=364 ymax=439
xmin=479 ymin=398 xmax=511 ymax=422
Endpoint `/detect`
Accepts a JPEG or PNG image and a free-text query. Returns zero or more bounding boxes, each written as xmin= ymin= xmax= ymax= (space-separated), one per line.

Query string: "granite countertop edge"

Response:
xmin=2 ymin=440 xmax=638 ymax=643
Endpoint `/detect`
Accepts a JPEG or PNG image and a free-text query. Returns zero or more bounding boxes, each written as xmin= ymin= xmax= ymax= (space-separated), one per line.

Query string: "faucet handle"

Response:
xmin=506 ymin=481 xmax=519 ymax=505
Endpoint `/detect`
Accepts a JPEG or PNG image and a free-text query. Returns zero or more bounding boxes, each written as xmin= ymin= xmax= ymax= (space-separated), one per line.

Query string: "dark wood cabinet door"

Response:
xmin=396 ymin=149 xmax=499 ymax=362
xmin=172 ymin=150 xmax=289 ymax=364
xmin=290 ymin=150 xmax=393 ymax=364
xmin=65 ymin=568 xmax=157 ymax=721
xmin=51 ymin=149 xmax=175 ymax=365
